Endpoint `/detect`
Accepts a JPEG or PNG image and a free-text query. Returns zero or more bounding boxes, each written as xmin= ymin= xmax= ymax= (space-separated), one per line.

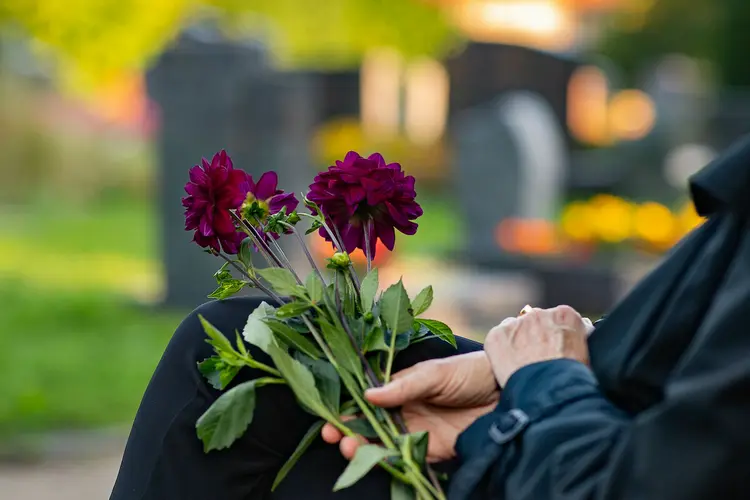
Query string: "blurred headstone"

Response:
xmin=148 ymin=28 xmax=318 ymax=309
xmin=454 ymin=91 xmax=567 ymax=266
xmin=454 ymin=90 xmax=618 ymax=313
xmin=446 ymin=42 xmax=579 ymax=145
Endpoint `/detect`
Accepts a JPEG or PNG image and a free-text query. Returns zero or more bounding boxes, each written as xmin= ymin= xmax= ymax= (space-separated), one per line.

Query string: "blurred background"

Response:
xmin=0 ymin=0 xmax=746 ymax=496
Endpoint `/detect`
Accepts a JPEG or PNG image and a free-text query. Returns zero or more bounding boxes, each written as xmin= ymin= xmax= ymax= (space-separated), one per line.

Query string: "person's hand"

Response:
xmin=321 ymin=352 xmax=499 ymax=462
xmin=485 ymin=305 xmax=590 ymax=388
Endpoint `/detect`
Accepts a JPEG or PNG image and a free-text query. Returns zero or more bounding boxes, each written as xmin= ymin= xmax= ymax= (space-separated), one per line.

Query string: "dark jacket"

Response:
xmin=450 ymin=135 xmax=750 ymax=500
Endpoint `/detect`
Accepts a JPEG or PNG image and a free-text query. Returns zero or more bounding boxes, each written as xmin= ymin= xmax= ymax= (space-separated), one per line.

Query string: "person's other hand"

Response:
xmin=485 ymin=305 xmax=590 ymax=388
xmin=321 ymin=352 xmax=499 ymax=462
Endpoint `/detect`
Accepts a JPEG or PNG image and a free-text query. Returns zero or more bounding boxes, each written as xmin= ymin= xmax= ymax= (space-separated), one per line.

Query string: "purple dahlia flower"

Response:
xmin=308 ymin=151 xmax=423 ymax=256
xmin=182 ymin=150 xmax=248 ymax=254
xmin=239 ymin=171 xmax=299 ymax=240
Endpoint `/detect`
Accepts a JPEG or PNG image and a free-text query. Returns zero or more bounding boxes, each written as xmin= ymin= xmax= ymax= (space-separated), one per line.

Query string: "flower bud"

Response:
xmin=328 ymin=251 xmax=351 ymax=269
xmin=287 ymin=211 xmax=301 ymax=225
xmin=364 ymin=312 xmax=375 ymax=323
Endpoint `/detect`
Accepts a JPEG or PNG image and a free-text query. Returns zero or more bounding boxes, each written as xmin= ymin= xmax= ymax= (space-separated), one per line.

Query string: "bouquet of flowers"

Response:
xmin=183 ymin=150 xmax=456 ymax=499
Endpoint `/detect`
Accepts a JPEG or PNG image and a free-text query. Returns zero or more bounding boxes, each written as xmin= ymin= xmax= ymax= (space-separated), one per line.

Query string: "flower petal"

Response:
xmin=213 ymin=209 xmax=236 ymax=235
xmin=268 ymin=192 xmax=299 ymax=214
xmin=199 ymin=211 xmax=215 ymax=237
xmin=375 ymin=221 xmax=396 ymax=251
xmin=189 ymin=165 xmax=208 ymax=184
xmin=255 ymin=171 xmax=279 ymax=200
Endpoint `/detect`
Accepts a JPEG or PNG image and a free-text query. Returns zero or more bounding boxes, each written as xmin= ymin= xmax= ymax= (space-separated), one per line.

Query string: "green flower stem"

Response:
xmin=229 ymin=211 xmax=284 ymax=269
xmin=322 ymin=216 xmax=362 ymax=291
xmin=282 ymin=222 xmax=327 ymax=287
xmin=213 ymin=252 xmax=284 ymax=306
xmin=252 ymin=216 xmax=304 ymax=285
xmin=402 ymin=439 xmax=443 ymax=500
xmin=384 ymin=331 xmax=398 ymax=384
xmin=363 ymin=219 xmax=373 ymax=274
xmin=300 ymin=314 xmax=395 ymax=450
xmin=242 ymin=357 xmax=282 ymax=378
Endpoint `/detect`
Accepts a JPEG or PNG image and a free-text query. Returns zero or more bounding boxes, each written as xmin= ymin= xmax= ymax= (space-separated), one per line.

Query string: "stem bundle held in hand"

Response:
xmin=183 ymin=150 xmax=455 ymax=499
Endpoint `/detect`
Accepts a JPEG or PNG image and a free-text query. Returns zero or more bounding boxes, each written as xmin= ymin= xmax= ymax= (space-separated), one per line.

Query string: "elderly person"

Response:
xmin=112 ymin=133 xmax=750 ymax=500
xmin=324 ymin=135 xmax=750 ymax=499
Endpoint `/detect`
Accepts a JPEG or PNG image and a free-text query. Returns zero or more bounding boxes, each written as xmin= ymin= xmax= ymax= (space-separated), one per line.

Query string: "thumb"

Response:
xmin=365 ymin=368 xmax=436 ymax=408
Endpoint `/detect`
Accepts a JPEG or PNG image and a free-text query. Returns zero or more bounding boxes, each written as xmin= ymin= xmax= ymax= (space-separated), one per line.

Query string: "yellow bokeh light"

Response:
xmin=590 ymin=195 xmax=633 ymax=243
xmin=560 ymin=201 xmax=596 ymax=242
xmin=633 ymin=202 xmax=676 ymax=245
xmin=608 ymin=89 xmax=657 ymax=141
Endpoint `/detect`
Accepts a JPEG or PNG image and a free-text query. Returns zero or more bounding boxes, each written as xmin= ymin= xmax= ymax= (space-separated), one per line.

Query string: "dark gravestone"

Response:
xmin=453 ymin=100 xmax=522 ymax=268
xmin=146 ymin=31 xmax=270 ymax=309
xmin=446 ymin=43 xmax=579 ymax=145
xmin=454 ymin=92 xmax=567 ymax=267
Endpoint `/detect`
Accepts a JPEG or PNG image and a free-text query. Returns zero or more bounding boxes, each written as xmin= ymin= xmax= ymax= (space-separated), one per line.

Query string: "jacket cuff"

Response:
xmin=456 ymin=359 xmax=598 ymax=462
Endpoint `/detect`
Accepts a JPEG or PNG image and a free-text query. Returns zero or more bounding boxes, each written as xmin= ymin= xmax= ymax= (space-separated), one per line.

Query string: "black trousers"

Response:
xmin=110 ymin=297 xmax=483 ymax=499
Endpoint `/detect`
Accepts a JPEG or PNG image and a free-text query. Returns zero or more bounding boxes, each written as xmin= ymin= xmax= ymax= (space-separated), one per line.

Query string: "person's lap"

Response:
xmin=110 ymin=296 xmax=482 ymax=500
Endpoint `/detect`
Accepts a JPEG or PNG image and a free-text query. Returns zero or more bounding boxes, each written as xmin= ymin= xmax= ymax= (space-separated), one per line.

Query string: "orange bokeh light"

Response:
xmin=496 ymin=218 xmax=562 ymax=255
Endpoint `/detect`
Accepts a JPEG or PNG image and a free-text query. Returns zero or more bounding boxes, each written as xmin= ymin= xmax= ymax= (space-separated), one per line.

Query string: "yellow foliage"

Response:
xmin=1 ymin=0 xmax=454 ymax=91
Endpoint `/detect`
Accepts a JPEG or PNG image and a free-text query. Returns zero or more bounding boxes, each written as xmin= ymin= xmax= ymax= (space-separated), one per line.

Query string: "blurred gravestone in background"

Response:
xmin=446 ymin=43 xmax=579 ymax=145
xmin=149 ymin=26 xmax=316 ymax=309
xmin=147 ymin=26 xmax=355 ymax=309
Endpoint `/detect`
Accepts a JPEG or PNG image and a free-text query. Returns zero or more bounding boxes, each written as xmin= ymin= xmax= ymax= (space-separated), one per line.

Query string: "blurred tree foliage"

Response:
xmin=0 ymin=0 xmax=456 ymax=90
xmin=599 ymin=0 xmax=750 ymax=87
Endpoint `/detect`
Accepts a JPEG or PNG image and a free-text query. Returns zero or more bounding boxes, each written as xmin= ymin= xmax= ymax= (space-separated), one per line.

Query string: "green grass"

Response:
xmin=0 ymin=198 xmax=155 ymax=259
xmin=0 ymin=281 xmax=185 ymax=436
xmin=0 ymin=193 xmax=457 ymax=436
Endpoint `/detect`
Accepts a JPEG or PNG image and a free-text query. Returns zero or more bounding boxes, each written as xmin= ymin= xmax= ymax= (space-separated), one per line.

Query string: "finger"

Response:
xmin=366 ymin=367 xmax=436 ymax=408
xmin=552 ymin=305 xmax=584 ymax=328
xmin=582 ymin=317 xmax=595 ymax=336
xmin=321 ymin=423 xmax=343 ymax=444
xmin=498 ymin=316 xmax=517 ymax=329
xmin=340 ymin=436 xmax=361 ymax=460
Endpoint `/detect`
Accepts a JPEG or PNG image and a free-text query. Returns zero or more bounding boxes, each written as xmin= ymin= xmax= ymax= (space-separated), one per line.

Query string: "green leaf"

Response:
xmin=296 ymin=353 xmax=340 ymax=413
xmin=213 ymin=262 xmax=232 ymax=284
xmin=198 ymin=356 xmax=223 ymax=390
xmin=318 ymin=318 xmax=364 ymax=379
xmin=196 ymin=378 xmax=271 ymax=452
xmin=275 ymin=301 xmax=312 ymax=319
xmin=411 ymin=285 xmax=433 ymax=316
xmin=341 ymin=273 xmax=358 ymax=317
xmin=343 ymin=417 xmax=379 ymax=439
xmin=360 ymin=268 xmax=379 ymax=312
xmin=415 ymin=319 xmax=457 ymax=348
xmin=198 ymin=356 xmax=241 ymax=390
xmin=238 ymin=238 xmax=254 ymax=269
xmin=208 ymin=279 xmax=246 ymax=300
xmin=348 ymin=316 xmax=366 ymax=349
xmin=385 ymin=330 xmax=411 ymax=352
xmin=199 ymin=315 xmax=235 ymax=354
xmin=272 ymin=420 xmax=325 ymax=491
xmin=391 ymin=479 xmax=415 ymax=500
xmin=257 ymin=267 xmax=300 ymax=295
xmin=333 ymin=444 xmax=396 ymax=491
xmin=267 ymin=343 xmax=329 ymax=418
xmin=266 ymin=320 xmax=322 ymax=359
xmin=410 ymin=431 xmax=429 ymax=466
xmin=242 ymin=302 xmax=277 ymax=354
xmin=235 ymin=330 xmax=249 ymax=357
xmin=379 ymin=280 xmax=413 ymax=335
xmin=364 ymin=326 xmax=388 ymax=353
xmin=305 ymin=272 xmax=325 ymax=303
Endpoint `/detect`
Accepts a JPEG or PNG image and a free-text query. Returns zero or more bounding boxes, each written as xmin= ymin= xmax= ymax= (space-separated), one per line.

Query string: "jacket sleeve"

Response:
xmin=450 ymin=241 xmax=750 ymax=500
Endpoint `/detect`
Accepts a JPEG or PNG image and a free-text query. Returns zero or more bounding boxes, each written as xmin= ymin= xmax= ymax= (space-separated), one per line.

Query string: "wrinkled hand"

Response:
xmin=485 ymin=305 xmax=590 ymax=388
xmin=322 ymin=352 xmax=499 ymax=462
